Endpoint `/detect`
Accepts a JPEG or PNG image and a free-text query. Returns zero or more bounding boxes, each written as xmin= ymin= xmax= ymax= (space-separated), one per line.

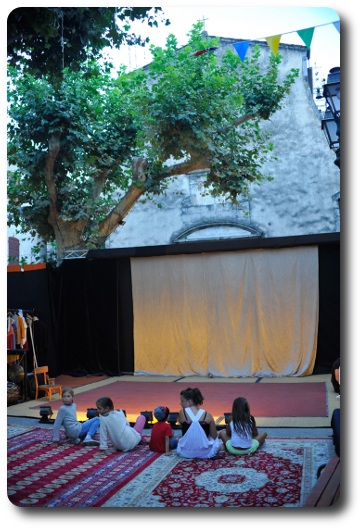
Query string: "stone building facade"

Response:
xmin=106 ymin=37 xmax=340 ymax=250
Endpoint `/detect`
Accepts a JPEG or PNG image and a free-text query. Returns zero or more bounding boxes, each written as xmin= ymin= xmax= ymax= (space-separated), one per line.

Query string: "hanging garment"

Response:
xmin=176 ymin=408 xmax=220 ymax=459
xmin=11 ymin=321 xmax=16 ymax=349
xmin=7 ymin=316 xmax=14 ymax=349
xmin=7 ymin=330 xmax=13 ymax=349
xmin=11 ymin=316 xmax=19 ymax=346
xmin=19 ymin=312 xmax=28 ymax=346
xmin=18 ymin=314 xmax=26 ymax=345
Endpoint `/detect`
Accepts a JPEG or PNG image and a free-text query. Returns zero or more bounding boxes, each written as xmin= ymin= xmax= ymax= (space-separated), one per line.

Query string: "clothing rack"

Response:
xmin=7 ymin=309 xmax=37 ymax=402
xmin=8 ymin=309 xmax=35 ymax=315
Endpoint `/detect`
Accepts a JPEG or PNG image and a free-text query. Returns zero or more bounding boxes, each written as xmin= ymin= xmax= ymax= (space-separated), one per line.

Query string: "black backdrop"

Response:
xmin=315 ymin=242 xmax=340 ymax=371
xmin=47 ymin=258 xmax=119 ymax=376
xmin=7 ymin=234 xmax=339 ymax=377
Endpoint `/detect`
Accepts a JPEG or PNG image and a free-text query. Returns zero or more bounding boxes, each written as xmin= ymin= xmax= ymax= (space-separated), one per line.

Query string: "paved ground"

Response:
xmin=7 ymin=414 xmax=333 ymax=439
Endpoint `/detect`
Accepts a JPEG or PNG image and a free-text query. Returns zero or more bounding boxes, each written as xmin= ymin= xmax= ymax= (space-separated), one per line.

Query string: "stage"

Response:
xmin=7 ymin=373 xmax=339 ymax=428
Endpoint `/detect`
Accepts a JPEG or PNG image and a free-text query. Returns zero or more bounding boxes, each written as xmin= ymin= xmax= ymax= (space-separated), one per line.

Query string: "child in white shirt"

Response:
xmin=219 ymin=396 xmax=267 ymax=455
xmin=96 ymin=396 xmax=146 ymax=451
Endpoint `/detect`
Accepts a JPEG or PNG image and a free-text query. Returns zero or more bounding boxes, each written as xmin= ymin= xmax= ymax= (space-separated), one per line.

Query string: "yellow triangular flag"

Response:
xmin=265 ymin=35 xmax=281 ymax=57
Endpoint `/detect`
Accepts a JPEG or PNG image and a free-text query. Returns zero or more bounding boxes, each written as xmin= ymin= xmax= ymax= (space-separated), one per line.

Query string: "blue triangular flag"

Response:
xmin=333 ymin=21 xmax=340 ymax=34
xmin=233 ymin=41 xmax=250 ymax=62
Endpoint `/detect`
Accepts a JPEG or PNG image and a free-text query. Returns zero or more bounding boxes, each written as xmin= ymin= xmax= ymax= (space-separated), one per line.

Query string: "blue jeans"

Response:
xmin=79 ymin=417 xmax=100 ymax=439
xmin=170 ymin=437 xmax=178 ymax=449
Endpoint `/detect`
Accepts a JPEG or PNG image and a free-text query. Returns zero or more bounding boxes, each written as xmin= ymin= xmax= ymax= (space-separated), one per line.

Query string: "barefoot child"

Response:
xmin=219 ymin=397 xmax=267 ymax=455
xmin=149 ymin=406 xmax=178 ymax=456
xmin=96 ymin=397 xmax=146 ymax=451
xmin=52 ymin=387 xmax=100 ymax=446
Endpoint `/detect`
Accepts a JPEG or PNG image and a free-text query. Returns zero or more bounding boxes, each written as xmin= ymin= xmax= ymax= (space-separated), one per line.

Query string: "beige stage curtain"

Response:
xmin=131 ymin=246 xmax=319 ymax=377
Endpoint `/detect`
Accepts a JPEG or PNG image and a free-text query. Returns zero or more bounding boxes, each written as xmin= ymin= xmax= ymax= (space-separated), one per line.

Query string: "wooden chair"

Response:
xmin=34 ymin=366 xmax=62 ymax=402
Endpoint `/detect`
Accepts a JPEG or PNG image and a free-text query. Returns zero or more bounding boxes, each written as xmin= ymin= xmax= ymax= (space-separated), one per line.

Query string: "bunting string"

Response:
xmin=228 ymin=19 xmax=339 ymax=61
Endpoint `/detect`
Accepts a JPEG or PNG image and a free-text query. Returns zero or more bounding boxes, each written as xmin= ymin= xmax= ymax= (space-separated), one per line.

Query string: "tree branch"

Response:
xmin=166 ymin=156 xmax=210 ymax=177
xmin=97 ymin=157 xmax=148 ymax=237
xmin=44 ymin=132 xmax=61 ymax=225
xmin=96 ymin=113 xmax=258 ymax=239
xmin=92 ymin=168 xmax=111 ymax=204
xmin=218 ymin=113 xmax=257 ymax=135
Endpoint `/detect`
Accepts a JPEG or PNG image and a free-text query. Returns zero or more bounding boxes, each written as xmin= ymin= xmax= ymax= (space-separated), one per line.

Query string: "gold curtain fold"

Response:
xmin=131 ymin=246 xmax=319 ymax=377
xmin=131 ymin=253 xmax=208 ymax=376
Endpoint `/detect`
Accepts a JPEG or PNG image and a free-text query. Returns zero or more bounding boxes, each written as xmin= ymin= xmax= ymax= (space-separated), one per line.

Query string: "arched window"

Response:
xmin=173 ymin=222 xmax=262 ymax=243
xmin=8 ymin=237 xmax=20 ymax=265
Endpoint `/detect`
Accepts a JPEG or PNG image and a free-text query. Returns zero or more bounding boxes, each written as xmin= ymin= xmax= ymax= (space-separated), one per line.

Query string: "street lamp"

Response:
xmin=321 ymin=67 xmax=340 ymax=168
xmin=323 ymin=67 xmax=340 ymax=118
xmin=322 ymin=109 xmax=340 ymax=150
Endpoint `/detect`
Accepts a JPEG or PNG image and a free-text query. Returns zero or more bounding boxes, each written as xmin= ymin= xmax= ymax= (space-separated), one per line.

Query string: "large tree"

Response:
xmin=7 ymin=23 xmax=299 ymax=262
xmin=7 ymin=7 xmax=168 ymax=86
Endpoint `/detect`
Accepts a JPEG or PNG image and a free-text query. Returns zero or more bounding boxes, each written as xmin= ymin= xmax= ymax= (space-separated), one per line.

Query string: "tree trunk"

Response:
xmin=53 ymin=220 xmax=86 ymax=262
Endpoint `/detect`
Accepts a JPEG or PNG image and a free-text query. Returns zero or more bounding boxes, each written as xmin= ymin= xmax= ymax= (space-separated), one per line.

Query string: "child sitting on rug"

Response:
xmin=218 ymin=397 xmax=267 ymax=456
xmin=149 ymin=406 xmax=178 ymax=456
xmin=52 ymin=387 xmax=100 ymax=447
xmin=177 ymin=387 xmax=220 ymax=459
xmin=96 ymin=396 xmax=146 ymax=451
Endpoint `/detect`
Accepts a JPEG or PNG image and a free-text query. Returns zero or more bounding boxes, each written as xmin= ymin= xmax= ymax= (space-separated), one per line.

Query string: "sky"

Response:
xmin=104 ymin=6 xmax=340 ymax=88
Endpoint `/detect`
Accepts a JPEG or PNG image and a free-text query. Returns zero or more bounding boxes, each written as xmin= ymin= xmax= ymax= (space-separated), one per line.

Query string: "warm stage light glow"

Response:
xmin=74 ymin=411 xmax=229 ymax=426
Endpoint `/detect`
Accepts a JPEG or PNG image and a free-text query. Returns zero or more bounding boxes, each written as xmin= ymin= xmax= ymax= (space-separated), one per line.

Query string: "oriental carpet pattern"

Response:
xmin=7 ymin=428 xmax=335 ymax=508
xmin=7 ymin=428 xmax=160 ymax=507
xmin=7 ymin=424 xmax=37 ymax=438
xmin=102 ymin=438 xmax=335 ymax=508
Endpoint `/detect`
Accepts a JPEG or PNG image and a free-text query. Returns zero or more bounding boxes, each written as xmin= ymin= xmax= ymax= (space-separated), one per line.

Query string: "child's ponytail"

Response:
xmin=180 ymin=387 xmax=204 ymax=406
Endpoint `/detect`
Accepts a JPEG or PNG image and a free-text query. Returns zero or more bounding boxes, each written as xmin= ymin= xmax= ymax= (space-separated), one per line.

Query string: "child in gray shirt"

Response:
xmin=52 ymin=387 xmax=100 ymax=446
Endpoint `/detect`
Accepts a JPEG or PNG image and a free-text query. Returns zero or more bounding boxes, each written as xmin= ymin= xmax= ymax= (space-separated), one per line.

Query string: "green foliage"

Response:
xmin=7 ymin=7 xmax=169 ymax=86
xmin=131 ymin=24 xmax=299 ymax=203
xmin=238 ymin=46 xmax=299 ymax=120
xmin=7 ymin=59 xmax=137 ymax=241
xmin=7 ymin=21 xmax=299 ymax=258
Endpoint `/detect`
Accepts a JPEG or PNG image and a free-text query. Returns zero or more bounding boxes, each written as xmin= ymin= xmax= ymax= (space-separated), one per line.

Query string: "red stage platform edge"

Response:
xmin=32 ymin=381 xmax=327 ymax=419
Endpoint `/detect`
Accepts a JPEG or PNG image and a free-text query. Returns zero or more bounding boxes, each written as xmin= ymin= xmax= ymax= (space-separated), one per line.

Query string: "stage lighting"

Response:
xmin=140 ymin=411 xmax=153 ymax=428
xmin=86 ymin=408 xmax=99 ymax=419
xmin=168 ymin=412 xmax=179 ymax=427
xmin=224 ymin=413 xmax=231 ymax=425
xmin=39 ymin=406 xmax=53 ymax=424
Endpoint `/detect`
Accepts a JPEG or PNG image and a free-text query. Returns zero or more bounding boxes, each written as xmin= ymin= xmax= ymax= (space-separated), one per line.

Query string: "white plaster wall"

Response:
xmin=248 ymin=43 xmax=340 ymax=238
xmin=108 ymin=39 xmax=340 ymax=250
xmin=107 ymin=173 xmax=189 ymax=248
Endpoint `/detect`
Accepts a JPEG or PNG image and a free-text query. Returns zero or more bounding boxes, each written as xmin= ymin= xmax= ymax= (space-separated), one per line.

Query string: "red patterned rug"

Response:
xmin=7 ymin=427 xmax=335 ymax=508
xmin=102 ymin=438 xmax=335 ymax=508
xmin=7 ymin=428 xmax=160 ymax=507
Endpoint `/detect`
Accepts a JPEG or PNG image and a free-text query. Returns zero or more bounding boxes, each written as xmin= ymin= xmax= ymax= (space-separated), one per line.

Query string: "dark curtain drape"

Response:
xmin=7 ymin=267 xmax=58 ymax=375
xmin=117 ymin=258 xmax=134 ymax=373
xmin=47 ymin=258 xmax=119 ymax=376
xmin=314 ymin=243 xmax=340 ymax=371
